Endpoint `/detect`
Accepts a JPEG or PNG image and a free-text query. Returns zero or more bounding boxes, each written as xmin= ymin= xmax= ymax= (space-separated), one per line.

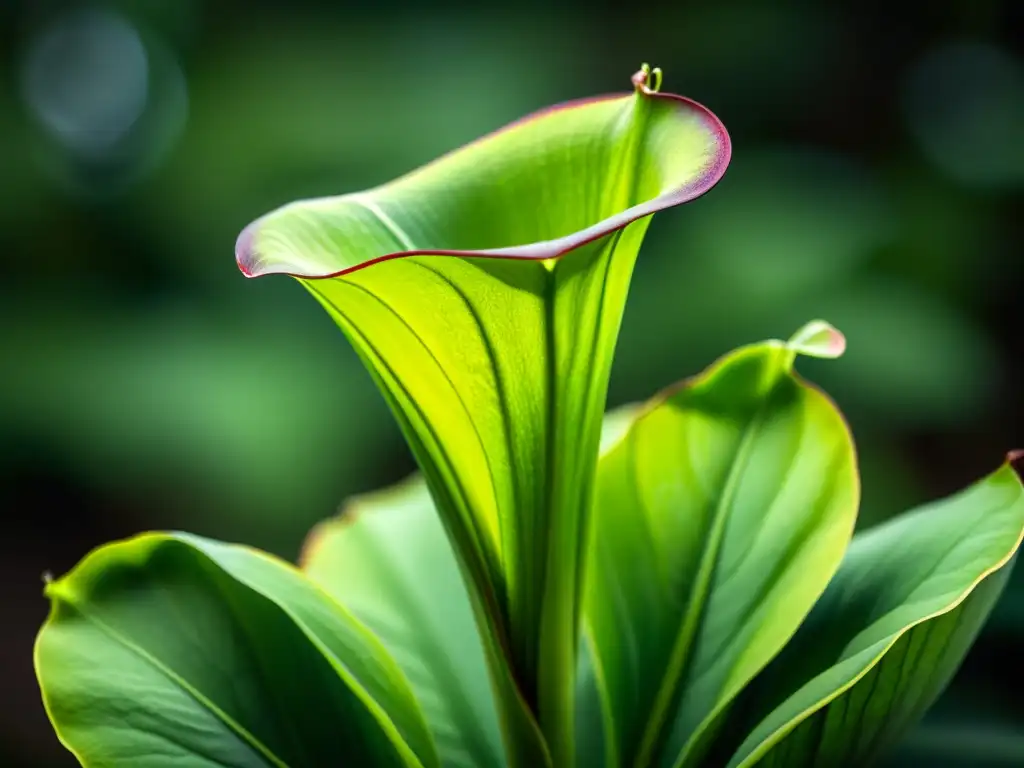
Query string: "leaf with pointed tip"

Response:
xmin=583 ymin=321 xmax=859 ymax=768
xmin=35 ymin=533 xmax=437 ymax=768
xmin=718 ymin=457 xmax=1024 ymax=768
xmin=236 ymin=67 xmax=730 ymax=765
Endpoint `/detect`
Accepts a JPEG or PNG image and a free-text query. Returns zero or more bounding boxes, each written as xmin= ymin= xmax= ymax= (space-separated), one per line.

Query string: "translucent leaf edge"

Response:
xmin=235 ymin=87 xmax=730 ymax=280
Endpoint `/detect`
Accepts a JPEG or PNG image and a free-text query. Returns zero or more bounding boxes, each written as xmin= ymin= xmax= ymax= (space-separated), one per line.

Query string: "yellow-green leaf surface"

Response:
xmin=35 ymin=533 xmax=437 ymax=768
xmin=721 ymin=455 xmax=1024 ymax=768
xmin=583 ymin=322 xmax=858 ymax=768
xmin=300 ymin=476 xmax=507 ymax=768
xmin=236 ymin=66 xmax=730 ymax=766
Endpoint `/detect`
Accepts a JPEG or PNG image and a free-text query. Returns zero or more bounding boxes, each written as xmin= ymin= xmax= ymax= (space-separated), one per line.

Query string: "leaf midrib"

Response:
xmin=538 ymin=96 xmax=659 ymax=767
xmin=634 ymin=391 xmax=773 ymax=768
xmin=47 ymin=591 xmax=289 ymax=768
xmin=731 ymin=493 xmax=1024 ymax=767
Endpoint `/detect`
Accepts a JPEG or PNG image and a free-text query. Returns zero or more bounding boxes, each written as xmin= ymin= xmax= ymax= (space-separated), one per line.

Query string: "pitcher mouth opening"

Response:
xmin=235 ymin=82 xmax=730 ymax=281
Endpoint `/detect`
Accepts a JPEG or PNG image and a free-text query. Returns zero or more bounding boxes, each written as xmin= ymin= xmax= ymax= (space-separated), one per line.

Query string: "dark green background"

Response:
xmin=2 ymin=1 xmax=1022 ymax=765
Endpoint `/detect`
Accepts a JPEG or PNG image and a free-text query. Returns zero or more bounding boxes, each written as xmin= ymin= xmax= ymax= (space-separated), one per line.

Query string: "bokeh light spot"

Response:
xmin=21 ymin=9 xmax=150 ymax=159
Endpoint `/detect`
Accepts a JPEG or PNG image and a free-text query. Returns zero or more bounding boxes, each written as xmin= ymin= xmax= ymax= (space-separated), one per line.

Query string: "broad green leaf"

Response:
xmin=583 ymin=321 xmax=859 ymax=768
xmin=35 ymin=532 xmax=437 ymax=768
xmin=300 ymin=476 xmax=506 ymax=768
xmin=721 ymin=455 xmax=1024 ymax=768
xmin=236 ymin=66 xmax=730 ymax=765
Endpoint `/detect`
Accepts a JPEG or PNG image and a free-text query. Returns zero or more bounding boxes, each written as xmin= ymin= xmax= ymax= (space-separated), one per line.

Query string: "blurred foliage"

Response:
xmin=1 ymin=1 xmax=1022 ymax=765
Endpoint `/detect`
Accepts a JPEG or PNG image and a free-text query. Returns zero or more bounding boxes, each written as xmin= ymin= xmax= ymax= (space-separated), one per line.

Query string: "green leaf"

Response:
xmin=721 ymin=455 xmax=1024 ymax=768
xmin=583 ymin=321 xmax=859 ymax=768
xmin=236 ymin=66 xmax=730 ymax=766
xmin=300 ymin=475 xmax=507 ymax=768
xmin=298 ymin=404 xmax=648 ymax=768
xmin=35 ymin=532 xmax=437 ymax=768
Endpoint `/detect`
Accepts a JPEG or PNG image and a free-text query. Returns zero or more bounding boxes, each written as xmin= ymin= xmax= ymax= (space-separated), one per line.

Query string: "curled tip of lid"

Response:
xmin=787 ymin=319 xmax=847 ymax=360
xmin=632 ymin=63 xmax=664 ymax=94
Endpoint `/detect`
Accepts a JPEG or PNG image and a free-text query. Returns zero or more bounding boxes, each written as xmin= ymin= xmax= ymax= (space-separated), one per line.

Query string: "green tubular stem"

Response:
xmin=537 ymin=91 xmax=660 ymax=766
xmin=537 ymin=262 xmax=563 ymax=735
